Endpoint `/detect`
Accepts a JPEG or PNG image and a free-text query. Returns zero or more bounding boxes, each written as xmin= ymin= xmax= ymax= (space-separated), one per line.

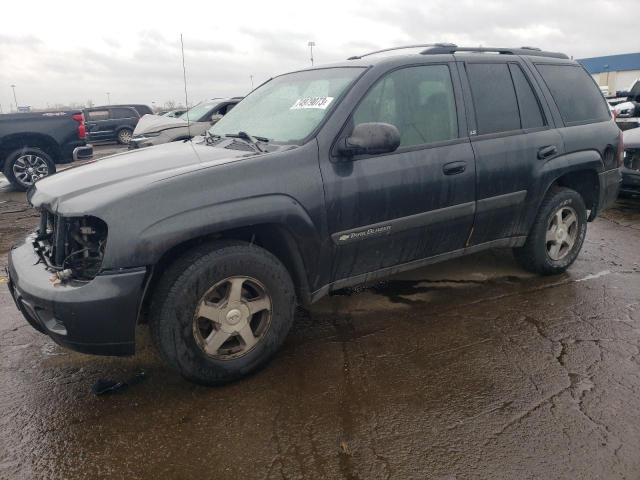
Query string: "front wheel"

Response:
xmin=3 ymin=147 xmax=56 ymax=191
xmin=149 ymin=241 xmax=296 ymax=385
xmin=116 ymin=128 xmax=133 ymax=145
xmin=513 ymin=187 xmax=587 ymax=275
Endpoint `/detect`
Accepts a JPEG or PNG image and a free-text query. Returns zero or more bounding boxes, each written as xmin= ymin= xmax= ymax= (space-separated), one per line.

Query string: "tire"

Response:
xmin=513 ymin=187 xmax=587 ymax=275
xmin=149 ymin=240 xmax=296 ymax=385
xmin=2 ymin=147 xmax=56 ymax=191
xmin=116 ymin=128 xmax=133 ymax=145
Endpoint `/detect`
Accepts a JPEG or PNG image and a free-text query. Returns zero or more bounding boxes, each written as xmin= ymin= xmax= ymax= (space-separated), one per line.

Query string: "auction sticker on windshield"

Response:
xmin=290 ymin=97 xmax=334 ymax=110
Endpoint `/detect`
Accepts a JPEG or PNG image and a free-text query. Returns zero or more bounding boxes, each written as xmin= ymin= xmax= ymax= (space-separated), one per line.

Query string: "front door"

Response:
xmin=320 ymin=63 xmax=476 ymax=282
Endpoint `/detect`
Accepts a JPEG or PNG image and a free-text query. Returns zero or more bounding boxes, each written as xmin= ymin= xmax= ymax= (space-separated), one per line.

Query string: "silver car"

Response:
xmin=128 ymin=98 xmax=241 ymax=149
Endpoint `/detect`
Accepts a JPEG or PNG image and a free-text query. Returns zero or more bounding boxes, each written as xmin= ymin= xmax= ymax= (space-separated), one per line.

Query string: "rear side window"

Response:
xmin=535 ymin=64 xmax=610 ymax=125
xmin=111 ymin=108 xmax=138 ymax=119
xmin=86 ymin=110 xmax=109 ymax=121
xmin=466 ymin=63 xmax=520 ymax=135
xmin=353 ymin=64 xmax=458 ymax=147
xmin=509 ymin=64 xmax=545 ymax=129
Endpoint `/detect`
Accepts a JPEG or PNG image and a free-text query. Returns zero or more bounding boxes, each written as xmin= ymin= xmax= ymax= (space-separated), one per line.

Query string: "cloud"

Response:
xmin=0 ymin=0 xmax=636 ymax=110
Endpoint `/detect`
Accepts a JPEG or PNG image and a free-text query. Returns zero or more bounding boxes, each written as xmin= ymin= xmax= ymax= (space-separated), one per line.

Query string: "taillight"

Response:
xmin=616 ymin=131 xmax=624 ymax=167
xmin=72 ymin=113 xmax=86 ymax=139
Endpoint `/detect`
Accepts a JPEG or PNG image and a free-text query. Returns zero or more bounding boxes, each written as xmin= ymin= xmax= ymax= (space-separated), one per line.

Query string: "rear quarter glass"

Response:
xmin=534 ymin=64 xmax=610 ymax=125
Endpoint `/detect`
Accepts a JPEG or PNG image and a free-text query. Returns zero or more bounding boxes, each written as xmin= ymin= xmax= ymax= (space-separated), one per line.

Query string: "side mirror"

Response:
xmin=338 ymin=122 xmax=401 ymax=157
xmin=210 ymin=113 xmax=224 ymax=124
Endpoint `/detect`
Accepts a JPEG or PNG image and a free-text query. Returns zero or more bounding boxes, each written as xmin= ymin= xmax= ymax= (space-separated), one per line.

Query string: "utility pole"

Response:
xmin=250 ymin=75 xmax=254 ymax=90
xmin=10 ymin=84 xmax=18 ymax=110
xmin=106 ymin=92 xmax=111 ymax=105
xmin=308 ymin=41 xmax=315 ymax=66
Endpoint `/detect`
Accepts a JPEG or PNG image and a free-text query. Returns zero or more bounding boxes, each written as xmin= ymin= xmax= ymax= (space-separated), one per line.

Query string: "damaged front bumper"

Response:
xmin=7 ymin=236 xmax=147 ymax=356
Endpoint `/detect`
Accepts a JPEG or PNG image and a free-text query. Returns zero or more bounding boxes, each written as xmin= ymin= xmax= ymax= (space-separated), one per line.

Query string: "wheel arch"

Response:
xmin=532 ymin=150 xmax=603 ymax=227
xmin=0 ymin=133 xmax=62 ymax=165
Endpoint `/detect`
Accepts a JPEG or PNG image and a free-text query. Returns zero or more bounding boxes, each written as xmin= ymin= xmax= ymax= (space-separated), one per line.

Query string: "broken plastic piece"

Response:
xmin=91 ymin=370 xmax=146 ymax=396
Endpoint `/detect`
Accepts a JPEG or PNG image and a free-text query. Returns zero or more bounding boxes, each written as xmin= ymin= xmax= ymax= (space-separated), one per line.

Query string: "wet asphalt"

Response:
xmin=1 ymin=145 xmax=640 ymax=479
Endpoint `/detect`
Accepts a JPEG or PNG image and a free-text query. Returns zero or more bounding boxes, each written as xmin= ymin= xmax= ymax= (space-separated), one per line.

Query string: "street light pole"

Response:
xmin=308 ymin=41 xmax=315 ymax=66
xmin=10 ymin=84 xmax=18 ymax=111
xmin=106 ymin=92 xmax=111 ymax=105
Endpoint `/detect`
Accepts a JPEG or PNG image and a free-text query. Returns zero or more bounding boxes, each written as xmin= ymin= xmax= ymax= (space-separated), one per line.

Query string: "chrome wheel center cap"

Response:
xmin=556 ymin=228 xmax=566 ymax=241
xmin=226 ymin=308 xmax=243 ymax=325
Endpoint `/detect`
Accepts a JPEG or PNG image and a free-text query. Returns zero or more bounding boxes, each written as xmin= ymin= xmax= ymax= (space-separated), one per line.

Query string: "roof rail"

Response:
xmin=420 ymin=44 xmax=569 ymax=59
xmin=347 ymin=43 xmax=457 ymax=60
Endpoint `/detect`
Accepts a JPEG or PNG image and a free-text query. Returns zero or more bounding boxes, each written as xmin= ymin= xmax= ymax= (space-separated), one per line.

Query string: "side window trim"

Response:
xmin=507 ymin=62 xmax=547 ymax=129
xmin=332 ymin=62 xmax=464 ymax=160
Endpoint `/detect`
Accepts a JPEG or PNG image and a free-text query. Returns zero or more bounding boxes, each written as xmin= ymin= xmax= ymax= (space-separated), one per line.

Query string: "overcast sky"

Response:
xmin=0 ymin=0 xmax=635 ymax=111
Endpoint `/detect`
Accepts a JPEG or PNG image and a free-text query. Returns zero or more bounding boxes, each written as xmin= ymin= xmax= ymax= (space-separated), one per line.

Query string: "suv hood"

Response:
xmin=29 ymin=141 xmax=253 ymax=215
xmin=133 ymin=114 xmax=206 ymax=135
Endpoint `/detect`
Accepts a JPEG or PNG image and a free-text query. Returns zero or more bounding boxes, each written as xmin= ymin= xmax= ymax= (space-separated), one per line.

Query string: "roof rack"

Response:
xmin=347 ymin=43 xmax=457 ymax=60
xmin=420 ymin=44 xmax=569 ymax=59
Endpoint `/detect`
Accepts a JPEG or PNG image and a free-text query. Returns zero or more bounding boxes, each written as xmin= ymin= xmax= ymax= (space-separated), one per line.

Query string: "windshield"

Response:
xmin=179 ymin=101 xmax=220 ymax=122
xmin=210 ymin=67 xmax=364 ymax=143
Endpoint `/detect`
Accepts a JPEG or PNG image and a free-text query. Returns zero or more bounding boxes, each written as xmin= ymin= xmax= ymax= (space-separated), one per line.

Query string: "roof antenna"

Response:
xmin=180 ymin=33 xmax=192 ymax=140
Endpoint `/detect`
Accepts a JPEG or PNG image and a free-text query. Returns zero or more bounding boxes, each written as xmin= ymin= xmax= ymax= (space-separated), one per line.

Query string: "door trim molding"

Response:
xmin=476 ymin=190 xmax=527 ymax=213
xmin=312 ymin=236 xmax=527 ymax=302
xmin=331 ymin=201 xmax=476 ymax=245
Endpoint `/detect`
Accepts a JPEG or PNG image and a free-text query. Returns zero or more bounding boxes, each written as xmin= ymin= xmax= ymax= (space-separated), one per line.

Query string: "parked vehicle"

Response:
xmin=610 ymin=79 xmax=640 ymax=130
xmin=128 ymin=98 xmax=241 ymax=149
xmin=8 ymin=44 xmax=621 ymax=385
xmin=109 ymin=104 xmax=154 ymax=117
xmin=84 ymin=106 xmax=140 ymax=144
xmin=0 ymin=110 xmax=92 ymax=190
xmin=620 ymin=127 xmax=640 ymax=196
xmin=161 ymin=109 xmax=187 ymax=118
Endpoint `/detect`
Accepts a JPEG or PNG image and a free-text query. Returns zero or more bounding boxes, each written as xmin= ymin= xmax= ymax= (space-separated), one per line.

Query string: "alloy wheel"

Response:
xmin=192 ymin=276 xmax=273 ymax=360
xmin=12 ymin=154 xmax=49 ymax=187
xmin=545 ymin=206 xmax=579 ymax=261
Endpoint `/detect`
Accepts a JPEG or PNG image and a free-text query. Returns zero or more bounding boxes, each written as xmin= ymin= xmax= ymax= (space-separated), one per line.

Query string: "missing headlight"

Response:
xmin=34 ymin=212 xmax=108 ymax=281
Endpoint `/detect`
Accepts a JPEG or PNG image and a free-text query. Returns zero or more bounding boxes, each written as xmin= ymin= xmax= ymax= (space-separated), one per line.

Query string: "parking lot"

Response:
xmin=0 ymin=146 xmax=639 ymax=478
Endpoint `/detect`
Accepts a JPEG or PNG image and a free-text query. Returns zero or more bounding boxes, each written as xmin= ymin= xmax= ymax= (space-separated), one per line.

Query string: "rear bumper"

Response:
xmin=620 ymin=167 xmax=640 ymax=196
xmin=7 ymin=237 xmax=147 ymax=356
xmin=72 ymin=144 xmax=94 ymax=161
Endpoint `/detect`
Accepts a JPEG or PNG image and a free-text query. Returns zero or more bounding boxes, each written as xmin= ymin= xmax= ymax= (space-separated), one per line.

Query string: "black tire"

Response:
xmin=149 ymin=240 xmax=296 ymax=385
xmin=2 ymin=147 xmax=56 ymax=191
xmin=116 ymin=128 xmax=133 ymax=145
xmin=513 ymin=187 xmax=587 ymax=275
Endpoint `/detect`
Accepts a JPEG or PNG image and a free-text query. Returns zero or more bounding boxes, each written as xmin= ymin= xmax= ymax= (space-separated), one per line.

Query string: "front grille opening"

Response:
xmin=34 ymin=211 xmax=108 ymax=281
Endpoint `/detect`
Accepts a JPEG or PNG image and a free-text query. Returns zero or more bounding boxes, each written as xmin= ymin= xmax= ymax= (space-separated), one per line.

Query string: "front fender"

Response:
xmin=102 ymin=194 xmax=321 ymax=269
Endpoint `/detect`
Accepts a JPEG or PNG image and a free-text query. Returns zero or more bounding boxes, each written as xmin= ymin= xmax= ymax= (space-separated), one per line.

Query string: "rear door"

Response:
xmin=85 ymin=109 xmax=110 ymax=140
xmin=320 ymin=62 xmax=476 ymax=281
xmin=459 ymin=57 xmax=563 ymax=245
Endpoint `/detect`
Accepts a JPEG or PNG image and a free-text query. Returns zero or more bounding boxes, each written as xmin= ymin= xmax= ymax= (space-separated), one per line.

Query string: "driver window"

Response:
xmin=352 ymin=65 xmax=458 ymax=147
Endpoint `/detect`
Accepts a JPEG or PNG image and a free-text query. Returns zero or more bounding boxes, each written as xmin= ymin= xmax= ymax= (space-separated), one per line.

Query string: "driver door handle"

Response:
xmin=443 ymin=160 xmax=467 ymax=175
xmin=537 ymin=145 xmax=558 ymax=159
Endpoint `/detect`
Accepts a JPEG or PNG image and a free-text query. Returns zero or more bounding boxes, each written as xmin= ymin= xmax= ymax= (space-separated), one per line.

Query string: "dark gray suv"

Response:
xmin=8 ymin=44 xmax=622 ymax=385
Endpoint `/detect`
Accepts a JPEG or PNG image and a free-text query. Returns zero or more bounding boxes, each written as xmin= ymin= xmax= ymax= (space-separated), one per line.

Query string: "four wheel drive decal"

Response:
xmin=331 ymin=201 xmax=476 ymax=245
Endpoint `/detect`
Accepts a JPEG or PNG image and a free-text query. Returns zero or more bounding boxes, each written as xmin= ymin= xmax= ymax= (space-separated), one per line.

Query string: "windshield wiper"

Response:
xmin=225 ymin=131 xmax=268 ymax=152
xmin=204 ymin=130 xmax=222 ymax=145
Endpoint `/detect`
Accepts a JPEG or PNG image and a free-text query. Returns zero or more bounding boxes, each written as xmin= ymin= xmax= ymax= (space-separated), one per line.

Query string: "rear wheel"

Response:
xmin=117 ymin=128 xmax=133 ymax=145
xmin=513 ymin=187 xmax=587 ymax=275
xmin=149 ymin=241 xmax=296 ymax=385
xmin=2 ymin=147 xmax=56 ymax=191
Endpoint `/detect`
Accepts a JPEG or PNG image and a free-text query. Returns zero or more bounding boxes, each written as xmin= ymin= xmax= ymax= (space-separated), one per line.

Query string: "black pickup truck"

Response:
xmin=0 ymin=111 xmax=93 ymax=190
